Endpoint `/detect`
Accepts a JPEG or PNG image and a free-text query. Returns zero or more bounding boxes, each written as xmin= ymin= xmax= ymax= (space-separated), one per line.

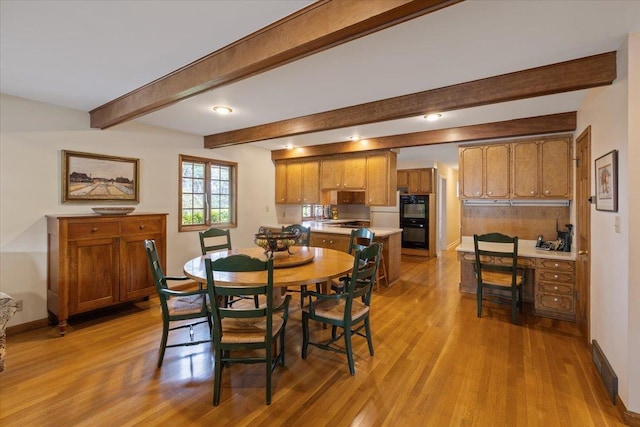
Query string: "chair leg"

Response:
xmin=300 ymin=285 xmax=307 ymax=307
xmin=477 ymin=286 xmax=483 ymax=318
xmin=301 ymin=312 xmax=309 ymax=359
xmin=266 ymin=340 xmax=272 ymax=405
xmin=158 ymin=320 xmax=169 ymax=368
xmin=213 ymin=347 xmax=222 ymax=406
xmin=512 ymin=288 xmax=518 ymax=325
xmin=344 ymin=328 xmax=355 ymax=376
xmin=364 ymin=317 xmax=374 ymax=356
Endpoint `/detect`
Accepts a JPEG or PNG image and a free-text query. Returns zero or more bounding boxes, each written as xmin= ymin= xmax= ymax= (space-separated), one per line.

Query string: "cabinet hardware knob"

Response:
xmin=553 ymin=298 xmax=558 ymax=302
xmin=487 ymin=191 xmax=493 ymax=195
xmin=545 ymin=190 xmax=550 ymax=194
xmin=554 ymin=274 xmax=558 ymax=279
xmin=554 ymin=286 xmax=558 ymax=290
xmin=530 ymin=190 xmax=535 ymax=194
xmin=139 ymin=225 xmax=145 ymax=230
xmin=578 ymin=250 xmax=589 ymax=255
xmin=92 ymin=227 xmax=98 ymax=232
xmin=554 ymin=263 xmax=559 ymax=267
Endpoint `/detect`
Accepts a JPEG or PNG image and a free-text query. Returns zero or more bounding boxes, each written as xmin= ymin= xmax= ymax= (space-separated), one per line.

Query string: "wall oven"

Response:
xmin=400 ymin=195 xmax=429 ymax=249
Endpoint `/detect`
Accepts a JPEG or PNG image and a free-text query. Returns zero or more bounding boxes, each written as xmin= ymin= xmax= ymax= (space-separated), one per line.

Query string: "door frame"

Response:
xmin=576 ymin=126 xmax=591 ymax=344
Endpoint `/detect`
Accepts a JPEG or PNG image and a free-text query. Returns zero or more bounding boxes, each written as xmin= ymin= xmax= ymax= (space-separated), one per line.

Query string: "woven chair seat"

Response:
xmin=304 ymin=299 xmax=369 ymax=322
xmin=167 ymin=295 xmax=209 ymax=316
xmin=221 ymin=316 xmax=285 ymax=344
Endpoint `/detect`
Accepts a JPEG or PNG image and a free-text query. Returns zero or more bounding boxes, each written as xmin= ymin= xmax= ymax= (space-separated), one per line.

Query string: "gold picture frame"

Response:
xmin=62 ymin=150 xmax=140 ymax=203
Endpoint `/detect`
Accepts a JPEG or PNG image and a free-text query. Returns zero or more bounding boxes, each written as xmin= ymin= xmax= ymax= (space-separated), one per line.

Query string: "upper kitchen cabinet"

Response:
xmin=459 ymin=144 xmax=510 ymax=199
xmin=321 ymin=157 xmax=366 ymax=190
xmin=397 ymin=168 xmax=434 ymax=194
xmin=275 ymin=160 xmax=320 ymax=204
xmin=459 ymin=135 xmax=573 ymax=201
xmin=512 ymin=137 xmax=572 ymax=199
xmin=366 ymin=151 xmax=397 ymax=206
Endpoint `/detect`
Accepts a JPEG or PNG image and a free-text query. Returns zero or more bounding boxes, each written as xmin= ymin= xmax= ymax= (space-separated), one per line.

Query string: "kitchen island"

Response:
xmin=262 ymin=220 xmax=402 ymax=286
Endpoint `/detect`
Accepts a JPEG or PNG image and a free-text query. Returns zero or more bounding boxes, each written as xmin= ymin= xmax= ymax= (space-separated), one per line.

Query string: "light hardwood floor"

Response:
xmin=0 ymin=250 xmax=625 ymax=426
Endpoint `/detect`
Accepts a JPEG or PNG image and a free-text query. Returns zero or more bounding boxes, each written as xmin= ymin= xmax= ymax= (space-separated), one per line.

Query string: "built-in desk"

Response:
xmin=456 ymin=236 xmax=577 ymax=321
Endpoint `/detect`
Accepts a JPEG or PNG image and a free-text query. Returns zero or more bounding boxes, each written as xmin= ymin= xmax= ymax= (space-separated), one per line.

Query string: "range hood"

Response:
xmin=463 ymin=199 xmax=571 ymax=207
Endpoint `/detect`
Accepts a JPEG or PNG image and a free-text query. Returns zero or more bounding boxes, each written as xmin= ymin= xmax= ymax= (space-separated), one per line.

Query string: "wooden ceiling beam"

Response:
xmin=89 ymin=0 xmax=461 ymax=129
xmin=270 ymin=112 xmax=577 ymax=161
xmin=207 ymin=52 xmax=614 ymax=148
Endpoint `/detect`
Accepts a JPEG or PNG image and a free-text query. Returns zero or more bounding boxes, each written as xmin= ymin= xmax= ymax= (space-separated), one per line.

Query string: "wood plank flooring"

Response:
xmin=0 ymin=250 xmax=625 ymax=426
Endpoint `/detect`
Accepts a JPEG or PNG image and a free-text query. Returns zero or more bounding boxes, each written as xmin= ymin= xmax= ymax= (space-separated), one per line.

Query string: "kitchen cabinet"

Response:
xmin=321 ymin=157 xmax=366 ymax=190
xmin=336 ymin=191 xmax=365 ymax=204
xmin=47 ymin=213 xmax=167 ymax=335
xmin=459 ymin=144 xmax=510 ymax=199
xmin=512 ymin=137 xmax=572 ymax=199
xmin=275 ymin=160 xmax=320 ymax=204
xmin=365 ymin=151 xmax=397 ymax=206
xmin=460 ymin=136 xmax=572 ymax=200
xmin=397 ymin=168 xmax=434 ymax=194
xmin=534 ymin=258 xmax=575 ymax=321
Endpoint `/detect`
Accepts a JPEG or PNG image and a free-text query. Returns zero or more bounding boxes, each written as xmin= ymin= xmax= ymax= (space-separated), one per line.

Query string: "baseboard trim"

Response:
xmin=6 ymin=318 xmax=50 ymax=335
xmin=617 ymin=397 xmax=640 ymax=427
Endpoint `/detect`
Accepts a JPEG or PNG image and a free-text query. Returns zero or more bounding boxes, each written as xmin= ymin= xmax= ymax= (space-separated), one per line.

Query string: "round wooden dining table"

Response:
xmin=183 ymin=246 xmax=354 ymax=289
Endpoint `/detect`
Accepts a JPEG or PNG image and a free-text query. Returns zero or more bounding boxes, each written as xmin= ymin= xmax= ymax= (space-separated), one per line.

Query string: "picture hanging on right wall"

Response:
xmin=595 ymin=149 xmax=618 ymax=212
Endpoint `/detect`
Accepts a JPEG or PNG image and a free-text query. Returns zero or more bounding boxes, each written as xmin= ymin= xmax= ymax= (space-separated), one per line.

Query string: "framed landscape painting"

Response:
xmin=62 ymin=150 xmax=139 ymax=203
xmin=595 ymin=149 xmax=617 ymax=212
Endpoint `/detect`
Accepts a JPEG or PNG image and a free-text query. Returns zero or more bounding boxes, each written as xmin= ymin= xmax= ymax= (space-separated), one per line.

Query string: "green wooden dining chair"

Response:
xmin=205 ymin=254 xmax=291 ymax=405
xmin=301 ymin=242 xmax=381 ymax=375
xmin=331 ymin=227 xmax=375 ymax=294
xmin=199 ymin=227 xmax=258 ymax=308
xmin=281 ymin=224 xmax=316 ymax=307
xmin=144 ymin=239 xmax=212 ymax=368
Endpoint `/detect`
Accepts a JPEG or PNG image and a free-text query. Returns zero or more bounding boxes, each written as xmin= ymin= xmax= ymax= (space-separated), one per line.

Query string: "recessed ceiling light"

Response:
xmin=424 ymin=113 xmax=442 ymax=121
xmin=283 ymin=143 xmax=294 ymax=149
xmin=213 ymin=106 xmax=233 ymax=115
xmin=349 ymin=135 xmax=361 ymax=141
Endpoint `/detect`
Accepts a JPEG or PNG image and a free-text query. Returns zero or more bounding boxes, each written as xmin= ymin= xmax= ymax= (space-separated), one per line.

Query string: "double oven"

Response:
xmin=400 ymin=194 xmax=429 ymax=249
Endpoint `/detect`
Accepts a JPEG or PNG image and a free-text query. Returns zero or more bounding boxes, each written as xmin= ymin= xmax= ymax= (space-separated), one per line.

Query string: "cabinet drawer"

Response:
xmin=121 ymin=218 xmax=164 ymax=235
xmin=535 ymin=293 xmax=574 ymax=314
xmin=537 ymin=281 xmax=573 ymax=295
xmin=538 ymin=270 xmax=573 ymax=283
xmin=68 ymin=222 xmax=120 ymax=240
xmin=537 ymin=259 xmax=574 ymax=271
xmin=494 ymin=256 xmax=536 ymax=268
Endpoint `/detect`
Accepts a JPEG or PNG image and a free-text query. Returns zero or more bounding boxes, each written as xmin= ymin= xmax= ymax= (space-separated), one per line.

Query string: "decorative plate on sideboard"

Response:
xmin=92 ymin=207 xmax=136 ymax=215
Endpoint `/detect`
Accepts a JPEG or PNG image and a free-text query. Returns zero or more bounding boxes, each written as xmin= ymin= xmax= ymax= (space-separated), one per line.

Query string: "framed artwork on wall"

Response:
xmin=594 ymin=149 xmax=618 ymax=212
xmin=62 ymin=150 xmax=140 ymax=203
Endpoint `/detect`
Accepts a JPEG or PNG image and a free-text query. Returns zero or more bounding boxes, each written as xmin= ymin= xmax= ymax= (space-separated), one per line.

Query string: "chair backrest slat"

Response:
xmin=282 ymin=224 xmax=310 ymax=246
xmin=473 ymin=232 xmax=519 ymax=284
xmin=347 ymin=242 xmax=382 ymax=306
xmin=199 ymin=227 xmax=232 ymax=255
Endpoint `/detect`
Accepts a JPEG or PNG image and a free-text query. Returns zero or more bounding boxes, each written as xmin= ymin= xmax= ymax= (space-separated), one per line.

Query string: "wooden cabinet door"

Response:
xmin=540 ymin=138 xmax=572 ymax=198
xmin=310 ymin=233 xmax=350 ymax=252
xmin=275 ymin=162 xmax=287 ymax=204
xmin=68 ymin=237 xmax=119 ymax=314
xmin=397 ymin=170 xmax=409 ymax=188
xmin=321 ymin=158 xmax=343 ymax=189
xmin=365 ymin=153 xmax=390 ymax=205
xmin=342 ymin=157 xmax=366 ymax=189
xmin=419 ymin=169 xmax=434 ymax=193
xmin=459 ymin=146 xmax=483 ymax=198
xmin=407 ymin=170 xmax=420 ymax=193
xmin=512 ymin=141 xmax=540 ymax=198
xmin=484 ymin=144 xmax=510 ymax=198
xmin=120 ymin=233 xmax=162 ymax=301
xmin=301 ymin=160 xmax=320 ymax=203
xmin=285 ymin=162 xmax=303 ymax=204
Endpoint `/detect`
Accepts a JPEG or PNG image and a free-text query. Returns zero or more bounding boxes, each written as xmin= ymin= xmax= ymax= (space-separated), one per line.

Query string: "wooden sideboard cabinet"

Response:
xmin=47 ymin=213 xmax=167 ymax=335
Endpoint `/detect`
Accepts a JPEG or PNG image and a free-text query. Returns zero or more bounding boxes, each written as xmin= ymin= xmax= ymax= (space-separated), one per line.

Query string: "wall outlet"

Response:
xmin=15 ymin=299 xmax=23 ymax=312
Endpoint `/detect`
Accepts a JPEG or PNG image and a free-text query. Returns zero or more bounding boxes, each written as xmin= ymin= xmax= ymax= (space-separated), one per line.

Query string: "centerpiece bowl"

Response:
xmin=254 ymin=227 xmax=300 ymax=258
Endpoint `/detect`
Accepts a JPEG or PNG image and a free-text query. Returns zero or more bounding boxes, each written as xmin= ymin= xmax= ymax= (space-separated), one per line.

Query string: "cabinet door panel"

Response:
xmin=342 ymin=157 xmax=366 ymax=189
xmin=120 ymin=233 xmax=161 ymax=300
xmin=397 ymin=170 xmax=408 ymax=188
xmin=285 ymin=162 xmax=303 ymax=204
xmin=69 ymin=238 xmax=119 ymax=313
xmin=365 ymin=154 xmax=389 ymax=205
xmin=275 ymin=162 xmax=287 ymax=204
xmin=321 ymin=158 xmax=343 ymax=189
xmin=512 ymin=141 xmax=540 ymax=198
xmin=540 ymin=138 xmax=572 ymax=198
xmin=301 ymin=160 xmax=320 ymax=203
xmin=485 ymin=144 xmax=510 ymax=198
xmin=459 ymin=146 xmax=483 ymax=198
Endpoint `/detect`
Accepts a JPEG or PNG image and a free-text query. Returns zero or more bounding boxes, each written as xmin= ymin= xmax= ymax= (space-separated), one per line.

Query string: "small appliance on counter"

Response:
xmin=536 ymin=222 xmax=573 ymax=252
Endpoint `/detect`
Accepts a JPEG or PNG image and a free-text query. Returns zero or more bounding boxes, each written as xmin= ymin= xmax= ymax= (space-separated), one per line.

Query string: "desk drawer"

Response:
xmin=68 ymin=222 xmax=120 ymax=240
xmin=537 ymin=259 xmax=574 ymax=271
xmin=538 ymin=270 xmax=573 ymax=283
xmin=535 ymin=293 xmax=574 ymax=314
xmin=537 ymin=281 xmax=573 ymax=295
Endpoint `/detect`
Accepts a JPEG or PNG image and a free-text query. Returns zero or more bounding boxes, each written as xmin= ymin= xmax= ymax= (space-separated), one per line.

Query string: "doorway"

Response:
xmin=438 ymin=175 xmax=447 ymax=255
xmin=576 ymin=127 xmax=591 ymax=344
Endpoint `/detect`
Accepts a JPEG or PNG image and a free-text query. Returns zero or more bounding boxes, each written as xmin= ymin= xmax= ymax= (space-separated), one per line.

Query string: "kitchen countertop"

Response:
xmin=456 ymin=235 xmax=576 ymax=261
xmin=265 ymin=220 xmax=402 ymax=237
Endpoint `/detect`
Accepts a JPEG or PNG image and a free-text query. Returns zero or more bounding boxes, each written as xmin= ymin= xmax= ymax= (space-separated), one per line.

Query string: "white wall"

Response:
xmin=435 ymin=162 xmax=461 ymax=250
xmin=0 ymin=94 xmax=278 ymax=327
xmin=576 ymin=34 xmax=639 ymax=413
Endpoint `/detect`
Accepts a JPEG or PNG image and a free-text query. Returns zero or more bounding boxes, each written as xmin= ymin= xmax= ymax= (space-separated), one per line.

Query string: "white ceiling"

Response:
xmin=2 ymin=1 xmax=639 ymax=169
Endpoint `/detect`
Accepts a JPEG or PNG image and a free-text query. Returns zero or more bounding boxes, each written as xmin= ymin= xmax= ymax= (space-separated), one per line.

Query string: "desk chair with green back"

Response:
xmin=473 ymin=232 xmax=525 ymax=325
xmin=205 ymin=254 xmax=291 ymax=405
xmin=331 ymin=227 xmax=375 ymax=294
xmin=199 ymin=227 xmax=258 ymax=308
xmin=302 ymin=242 xmax=381 ymax=375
